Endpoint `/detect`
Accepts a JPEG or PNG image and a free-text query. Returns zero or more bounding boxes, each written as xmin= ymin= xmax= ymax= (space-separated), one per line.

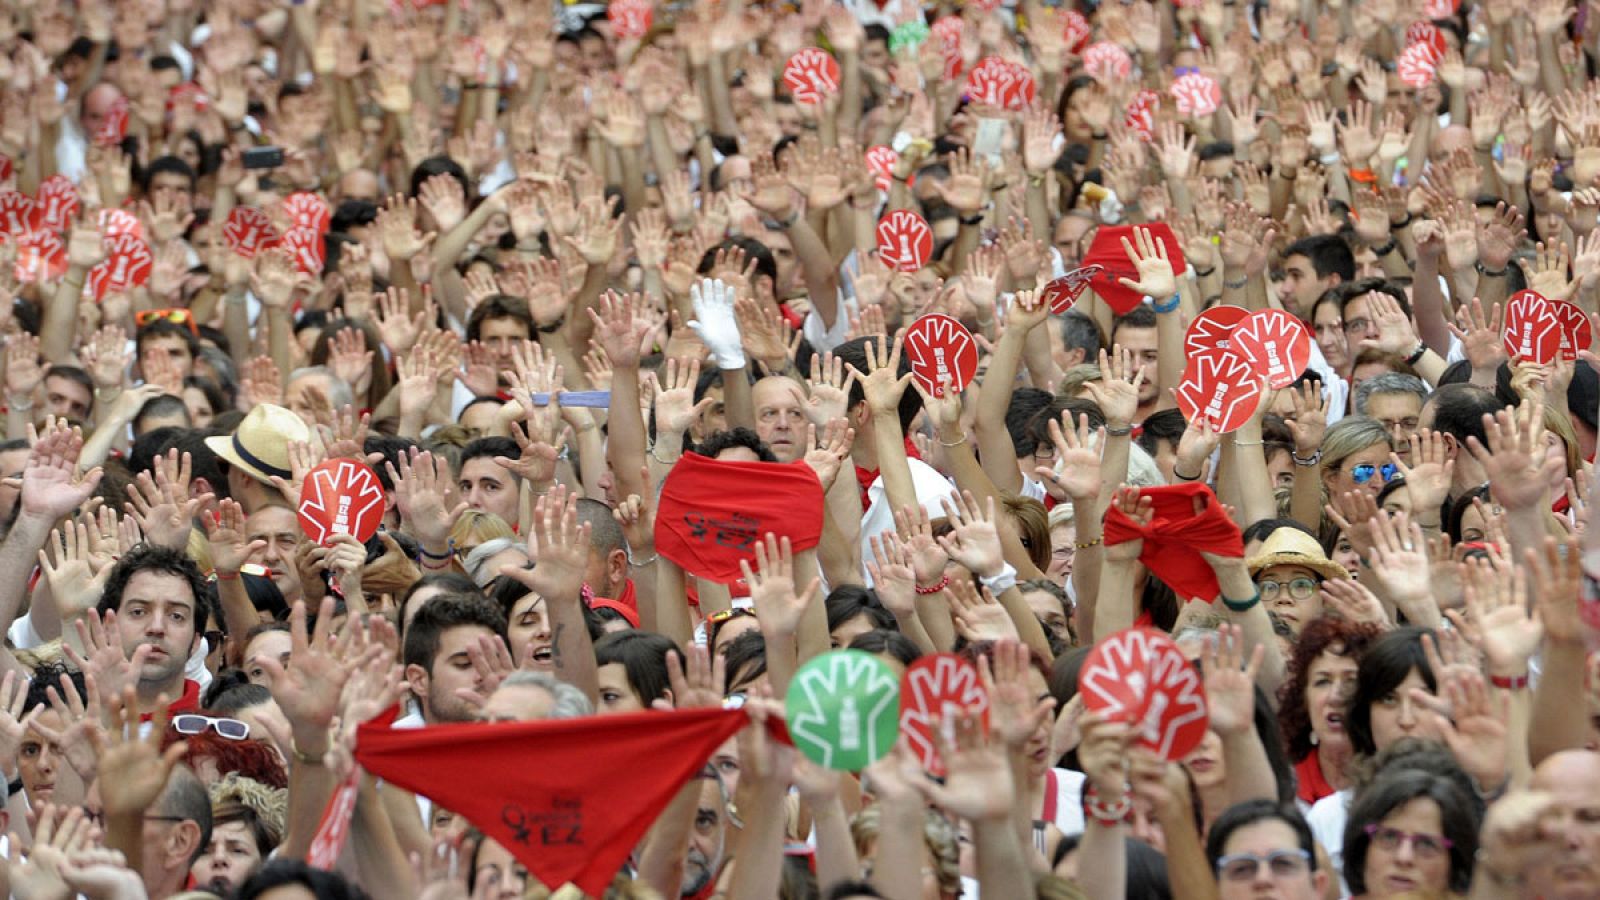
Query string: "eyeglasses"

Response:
xmin=1350 ymin=462 xmax=1400 ymax=485
xmin=1364 ymin=824 xmax=1453 ymax=859
xmin=1259 ymin=577 xmax=1319 ymax=601
xmin=1215 ymin=848 xmax=1312 ymax=882
xmin=135 ymin=307 xmax=200 ymax=337
xmin=171 ymin=714 xmax=250 ymax=741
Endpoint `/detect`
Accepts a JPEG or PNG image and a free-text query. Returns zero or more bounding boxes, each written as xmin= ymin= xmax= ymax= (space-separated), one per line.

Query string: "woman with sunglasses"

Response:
xmin=1320 ymin=417 xmax=1399 ymax=500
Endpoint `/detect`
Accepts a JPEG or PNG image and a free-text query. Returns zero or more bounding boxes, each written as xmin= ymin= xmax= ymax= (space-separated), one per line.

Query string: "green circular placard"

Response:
xmin=785 ymin=650 xmax=902 ymax=771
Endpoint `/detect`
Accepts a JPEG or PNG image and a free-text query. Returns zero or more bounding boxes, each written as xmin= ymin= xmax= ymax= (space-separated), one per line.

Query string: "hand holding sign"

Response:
xmin=1503 ymin=290 xmax=1561 ymax=365
xmin=1175 ymin=350 xmax=1265 ymax=434
xmin=1198 ymin=624 xmax=1264 ymax=740
xmin=787 ymin=650 xmax=901 ymax=771
xmin=1041 ymin=265 xmax=1103 ymax=314
xmin=1231 ymin=309 xmax=1312 ymax=389
xmin=224 ymin=207 xmax=280 ymax=258
xmin=1078 ymin=627 xmax=1208 ymax=760
xmin=1551 ymin=298 xmax=1594 ymax=361
xmin=297 ymin=459 xmax=386 ymax=546
xmin=1170 ymin=72 xmax=1221 ymax=118
xmin=608 ymin=0 xmax=653 ymax=40
xmin=1398 ymin=42 xmax=1440 ymax=89
xmin=1083 ymin=42 xmax=1132 ymax=82
xmin=903 ymin=314 xmax=977 ymax=398
xmin=783 ymin=48 xmax=842 ymax=105
xmin=876 ymin=210 xmax=933 ymax=272
xmin=900 ymin=653 xmax=989 ymax=775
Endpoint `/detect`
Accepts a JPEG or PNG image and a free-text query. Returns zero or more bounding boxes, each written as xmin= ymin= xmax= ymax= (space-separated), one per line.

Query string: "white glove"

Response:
xmin=687 ymin=278 xmax=746 ymax=370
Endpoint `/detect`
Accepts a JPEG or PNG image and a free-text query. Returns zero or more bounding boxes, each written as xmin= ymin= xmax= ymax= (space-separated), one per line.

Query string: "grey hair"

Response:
xmin=286 ymin=366 xmax=355 ymax=410
xmin=196 ymin=346 xmax=238 ymax=392
xmin=1353 ymin=372 xmax=1429 ymax=415
xmin=462 ymin=537 xmax=527 ymax=585
xmin=498 ymin=670 xmax=593 ymax=719
xmin=1320 ymin=415 xmax=1395 ymax=474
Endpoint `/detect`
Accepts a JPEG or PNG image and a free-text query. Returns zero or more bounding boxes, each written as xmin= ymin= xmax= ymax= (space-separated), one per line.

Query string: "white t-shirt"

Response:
xmin=859 ymin=457 xmax=958 ymax=579
xmin=1306 ymin=787 xmax=1353 ymax=898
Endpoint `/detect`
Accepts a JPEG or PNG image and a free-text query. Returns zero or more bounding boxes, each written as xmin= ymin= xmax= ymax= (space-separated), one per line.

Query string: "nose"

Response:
xmin=1393 ymin=837 xmax=1417 ymax=864
xmin=1397 ymin=698 xmax=1418 ymax=729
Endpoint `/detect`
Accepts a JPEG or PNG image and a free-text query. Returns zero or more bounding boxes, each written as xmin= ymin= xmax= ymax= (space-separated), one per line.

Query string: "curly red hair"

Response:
xmin=161 ymin=717 xmax=288 ymax=789
xmin=1276 ymin=616 xmax=1384 ymax=762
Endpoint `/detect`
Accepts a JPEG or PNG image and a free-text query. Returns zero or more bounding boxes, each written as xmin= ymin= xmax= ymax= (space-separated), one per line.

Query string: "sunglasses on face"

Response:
xmin=1350 ymin=462 xmax=1400 ymax=485
xmin=171 ymin=714 xmax=250 ymax=741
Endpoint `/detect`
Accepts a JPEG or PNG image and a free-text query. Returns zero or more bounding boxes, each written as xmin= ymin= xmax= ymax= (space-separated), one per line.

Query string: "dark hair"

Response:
xmin=1278 ymin=616 xmax=1386 ymax=762
xmin=722 ymin=629 xmax=768 ymax=694
xmin=1426 ymin=383 xmax=1502 ymax=454
xmin=823 ymin=881 xmax=886 ymax=900
xmin=694 ymin=427 xmax=778 ymax=462
xmin=23 ymin=663 xmax=85 ymax=713
xmin=1241 ymin=517 xmax=1317 ymax=548
xmin=1111 ymin=303 xmax=1157 ymax=339
xmin=136 ymin=318 xmax=201 ymax=360
xmin=1059 ymin=311 xmax=1105 ymax=360
xmin=408 ymin=156 xmax=471 ymax=201
xmin=1004 ymin=388 xmax=1054 ymax=457
xmin=402 ymin=594 xmax=508 ymax=673
xmin=1052 ymin=835 xmax=1171 ymax=900
xmin=156 ymin=764 xmax=214 ymax=866
xmin=97 ymin=544 xmax=211 ymax=627
xmin=847 ymin=629 xmax=922 ymax=667
xmin=205 ymin=679 xmax=274 ymax=714
xmin=132 ymin=394 xmax=191 ymax=433
xmin=824 ymin=586 xmax=896 ymax=637
xmin=576 ymin=498 xmax=627 ymax=558
xmin=1346 ymin=627 xmax=1436 ymax=757
xmin=1335 ymin=276 xmax=1412 ymax=321
xmin=399 ymin=573 xmax=481 ymax=635
xmin=142 ymin=155 xmax=197 ymax=193
xmin=1136 ymin=408 xmax=1188 ymax=457
xmin=44 ymin=365 xmax=95 ymax=412
xmin=331 ymin=200 xmax=379 ymax=233
xmin=237 ymin=859 xmax=370 ymax=900
xmin=594 ymin=630 xmax=680 ymax=706
xmin=1445 ymin=484 xmax=1495 ymax=543
xmin=464 ymin=294 xmax=534 ymax=343
xmin=1283 ymin=234 xmax=1356 ymax=283
xmin=1206 ymin=799 xmax=1318 ymax=870
xmin=697 ymin=238 xmax=778 ymax=293
xmin=1342 ymin=769 xmax=1479 ymax=895
xmin=460 ymin=436 xmax=520 ymax=479
xmin=830 ymin=336 xmax=924 ymax=433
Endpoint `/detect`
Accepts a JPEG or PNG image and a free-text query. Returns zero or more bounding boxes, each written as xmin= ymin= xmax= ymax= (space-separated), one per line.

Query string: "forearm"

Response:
xmin=266 ymin=309 xmax=294 ymax=386
xmin=637 ymin=780 xmax=696 ymax=898
xmin=1215 ymin=563 xmax=1287 ymax=695
xmin=347 ymin=776 xmax=416 ymax=900
xmin=726 ymin=778 xmax=789 ymax=900
xmin=1158 ymin=799 xmax=1220 ymax=900
xmin=650 ymin=559 xmax=694 ymax=656
xmin=1289 ymin=460 xmax=1324 ymax=531
xmin=549 ymin=598 xmax=599 ymax=704
xmin=1220 ymin=731 xmax=1279 ymax=805
xmin=871 ymin=416 xmax=920 ymax=520
xmin=760 ymin=624 xmax=800 ymax=697
xmin=0 ymin=513 xmax=53 ymax=631
xmin=222 ymin=289 xmax=252 ymax=368
xmin=80 ymin=409 xmax=134 ymax=472
xmin=974 ymin=335 xmax=1029 ymax=493
xmin=1023 ymin=322 xmax=1060 ymax=390
xmin=1074 ymin=817 xmax=1128 ymax=900
xmin=1155 ymin=304 xmax=1185 ymax=409
xmin=869 ymin=799 xmax=927 ymax=900
xmin=1095 ymin=560 xmax=1139 ymax=642
xmin=1530 ymin=640 xmax=1589 ymax=765
xmin=41 ymin=266 xmax=88 ymax=363
xmin=433 ymin=200 xmax=499 ymax=270
xmin=788 ymin=217 xmax=842 ymax=330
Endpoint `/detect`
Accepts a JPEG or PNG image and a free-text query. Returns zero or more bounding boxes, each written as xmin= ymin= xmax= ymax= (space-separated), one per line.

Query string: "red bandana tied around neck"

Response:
xmin=355 ymin=708 xmax=786 ymax=896
xmin=655 ymin=452 xmax=824 ymax=583
xmin=854 ymin=437 xmax=924 ymax=510
xmin=1101 ymin=483 xmax=1242 ymax=602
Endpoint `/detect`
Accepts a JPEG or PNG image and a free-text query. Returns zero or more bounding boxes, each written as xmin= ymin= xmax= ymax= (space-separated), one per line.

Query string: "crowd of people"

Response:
xmin=0 ymin=0 xmax=1597 ymax=897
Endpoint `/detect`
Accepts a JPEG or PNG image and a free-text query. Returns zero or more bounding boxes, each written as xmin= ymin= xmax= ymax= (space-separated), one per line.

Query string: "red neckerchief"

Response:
xmin=778 ymin=303 xmax=804 ymax=330
xmin=139 ymin=679 xmax=201 ymax=722
xmin=1295 ymin=750 xmax=1337 ymax=805
xmin=854 ymin=437 xmax=923 ymax=509
xmin=1041 ymin=768 xmax=1058 ymax=823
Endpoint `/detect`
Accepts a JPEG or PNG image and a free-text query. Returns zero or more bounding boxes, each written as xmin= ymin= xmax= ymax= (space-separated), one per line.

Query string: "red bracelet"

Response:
xmin=214 ymin=570 xmax=239 ymax=581
xmin=1489 ymin=672 xmax=1529 ymax=690
xmin=1083 ymin=783 xmax=1132 ymax=827
xmin=914 ymin=575 xmax=950 ymax=595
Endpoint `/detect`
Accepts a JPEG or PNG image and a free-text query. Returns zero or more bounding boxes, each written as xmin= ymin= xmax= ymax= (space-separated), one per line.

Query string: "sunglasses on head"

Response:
xmin=172 ymin=714 xmax=250 ymax=741
xmin=135 ymin=307 xmax=200 ymax=337
xmin=1351 ymin=462 xmax=1400 ymax=485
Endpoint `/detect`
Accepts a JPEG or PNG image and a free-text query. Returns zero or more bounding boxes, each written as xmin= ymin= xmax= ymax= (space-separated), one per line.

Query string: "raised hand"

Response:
xmin=846 ymin=329 xmax=913 ymax=418
xmin=1453 ymin=555 xmax=1543 ymax=679
xmin=32 ymin=670 xmax=105 ymax=783
xmin=1118 ymin=225 xmax=1177 ymax=300
xmin=1082 ymin=346 xmax=1144 ymax=431
xmin=894 ymin=503 xmax=950 ymax=589
xmin=257 ymin=597 xmax=382 ymax=746
xmin=687 ymin=278 xmax=745 ymax=370
xmin=124 ymin=449 xmax=208 ymax=550
xmin=1039 ymin=412 xmax=1102 ymax=502
xmin=866 ymin=531 xmax=919 ymax=623
xmin=1468 ymin=401 xmax=1563 ymax=512
xmin=92 ymin=686 xmax=187 ymax=817
xmin=502 ymin=486 xmax=591 ymax=603
xmin=802 ymin=419 xmax=854 ymax=491
xmin=1201 ymin=624 xmax=1264 ymax=736
xmin=388 ymin=448 xmax=468 ymax=551
xmin=654 ymin=357 xmax=712 ymax=439
xmin=978 ymin=639 xmax=1055 ymax=751
xmin=802 ymin=353 xmax=851 ymax=426
xmin=20 ymin=424 xmax=102 ymax=523
xmin=39 ymin=520 xmax=112 ymax=620
xmin=587 ymin=291 xmax=654 ymax=370
xmin=1393 ymin=431 xmax=1454 ymax=520
xmin=1105 ymin=486 xmax=1154 ymax=563
xmin=740 ymin=532 xmax=821 ymax=638
xmin=906 ymin=708 xmax=1015 ymax=822
xmin=937 ymin=490 xmax=1006 ymax=579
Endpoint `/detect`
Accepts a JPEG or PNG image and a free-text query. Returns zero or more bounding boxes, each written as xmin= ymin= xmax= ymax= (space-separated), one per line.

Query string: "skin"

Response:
xmin=1365 ymin=393 xmax=1423 ymax=453
xmin=284 ymin=372 xmax=346 ymax=426
xmin=182 ymin=386 xmax=216 ymax=428
xmin=1255 ymin=563 xmax=1323 ymax=635
xmin=1305 ymin=647 xmax=1359 ymax=753
xmin=751 ymin=377 xmax=807 ymax=462
xmin=458 ymin=457 xmax=521 ymax=526
xmin=18 ymin=708 xmax=65 ymax=804
xmin=476 ymin=317 xmax=533 ymax=379
xmin=1110 ymin=323 xmax=1160 ymax=407
xmin=0 ymin=446 xmax=30 ymax=522
xmin=405 ymin=625 xmax=497 ymax=724
xmin=683 ymin=778 xmax=727 ymax=897
xmin=1325 ymin=442 xmax=1395 ymax=498
xmin=191 ymin=820 xmax=265 ymax=895
xmin=458 ymin=401 xmax=504 ymax=435
xmin=596 ymin=663 xmax=648 ymax=713
xmin=246 ymin=506 xmax=304 ymax=602
xmin=829 ymin=612 xmax=877 ymax=649
xmin=1277 ymin=254 xmax=1338 ymax=321
xmin=114 ymin=571 xmax=199 ymax=695
xmin=1047 ymin=521 xmax=1076 ymax=580
xmin=1313 ymin=300 xmax=1350 ymax=374
xmin=1330 ymin=534 xmax=1361 ymax=577
xmin=1182 ymin=728 xmax=1226 ymax=792
xmin=43 ymin=374 xmax=92 ymax=421
xmin=1021 ymin=587 xmax=1071 ymax=648
xmin=1527 ymin=752 xmax=1600 ymax=900
xmin=244 ymin=630 xmax=292 ymax=686
xmin=1369 ymin=669 xmax=1440 ymax=752
xmin=471 ymin=838 xmax=530 ymax=900
xmin=1216 ymin=819 xmax=1327 ymax=900
xmin=506 ymin=592 xmax=553 ymax=669
xmin=1267 ymin=447 xmax=1295 ymax=490
xmin=139 ymin=334 xmax=196 ymax=380
xmin=1362 ymin=797 xmax=1452 ymax=897
xmin=480 ymin=683 xmax=557 ymax=722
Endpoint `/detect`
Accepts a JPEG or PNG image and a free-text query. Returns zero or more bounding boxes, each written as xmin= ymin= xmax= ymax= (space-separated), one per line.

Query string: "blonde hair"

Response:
xmin=850 ymin=805 xmax=960 ymax=895
xmin=450 ymin=510 xmax=516 ymax=552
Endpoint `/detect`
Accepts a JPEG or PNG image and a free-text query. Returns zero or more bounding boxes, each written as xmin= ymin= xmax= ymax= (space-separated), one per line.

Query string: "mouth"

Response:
xmin=1384 ymin=874 xmax=1417 ymax=892
xmin=528 ymin=646 xmax=553 ymax=665
xmin=1323 ymin=712 xmax=1345 ymax=732
xmin=1187 ymin=757 xmax=1216 ymax=774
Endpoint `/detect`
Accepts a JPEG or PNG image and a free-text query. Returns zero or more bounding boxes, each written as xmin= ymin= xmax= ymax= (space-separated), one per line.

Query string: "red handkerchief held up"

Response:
xmin=654 ymin=452 xmax=825 ymax=583
xmin=1101 ymin=483 xmax=1243 ymax=602
xmin=1079 ymin=223 xmax=1189 ymax=314
xmin=355 ymin=708 xmax=767 ymax=897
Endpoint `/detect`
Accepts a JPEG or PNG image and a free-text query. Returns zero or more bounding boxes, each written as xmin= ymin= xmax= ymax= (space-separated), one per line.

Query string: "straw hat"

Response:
xmin=203 ymin=404 xmax=310 ymax=484
xmin=1245 ymin=528 xmax=1350 ymax=582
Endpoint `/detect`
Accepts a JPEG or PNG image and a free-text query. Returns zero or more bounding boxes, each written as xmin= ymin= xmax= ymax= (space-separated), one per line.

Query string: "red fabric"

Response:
xmin=1101 ymin=483 xmax=1242 ymax=602
xmin=854 ymin=437 xmax=923 ymax=510
xmin=141 ymin=679 xmax=201 ymax=722
xmin=1295 ymin=750 xmax=1337 ymax=805
xmin=1079 ymin=223 xmax=1189 ymax=314
xmin=589 ymin=598 xmax=640 ymax=628
xmin=353 ymin=709 xmax=782 ymax=896
xmin=655 ymin=452 xmax=824 ymax=583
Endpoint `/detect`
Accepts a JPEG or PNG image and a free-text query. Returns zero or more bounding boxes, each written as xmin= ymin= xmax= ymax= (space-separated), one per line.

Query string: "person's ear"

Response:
xmin=607 ymin=548 xmax=628 ymax=587
xmin=405 ymin=664 xmax=430 ymax=701
xmin=1438 ymin=432 xmax=1460 ymax=459
xmin=1313 ymin=869 xmax=1330 ymax=895
xmin=168 ymin=820 xmax=202 ymax=867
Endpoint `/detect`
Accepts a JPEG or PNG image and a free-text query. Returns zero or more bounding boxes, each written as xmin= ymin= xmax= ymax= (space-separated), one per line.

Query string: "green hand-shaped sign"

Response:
xmin=785 ymin=650 xmax=902 ymax=771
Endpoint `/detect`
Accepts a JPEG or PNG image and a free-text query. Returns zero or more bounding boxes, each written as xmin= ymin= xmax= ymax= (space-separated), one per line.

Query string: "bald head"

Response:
xmin=1528 ymin=750 xmax=1600 ymax=900
xmin=1431 ymin=124 xmax=1473 ymax=160
xmin=752 ymin=376 xmax=808 ymax=462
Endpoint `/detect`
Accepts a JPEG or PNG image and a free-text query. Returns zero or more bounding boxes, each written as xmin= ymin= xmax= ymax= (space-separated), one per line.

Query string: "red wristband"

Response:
xmin=914 ymin=574 xmax=950 ymax=595
xmin=1489 ymin=672 xmax=1529 ymax=690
